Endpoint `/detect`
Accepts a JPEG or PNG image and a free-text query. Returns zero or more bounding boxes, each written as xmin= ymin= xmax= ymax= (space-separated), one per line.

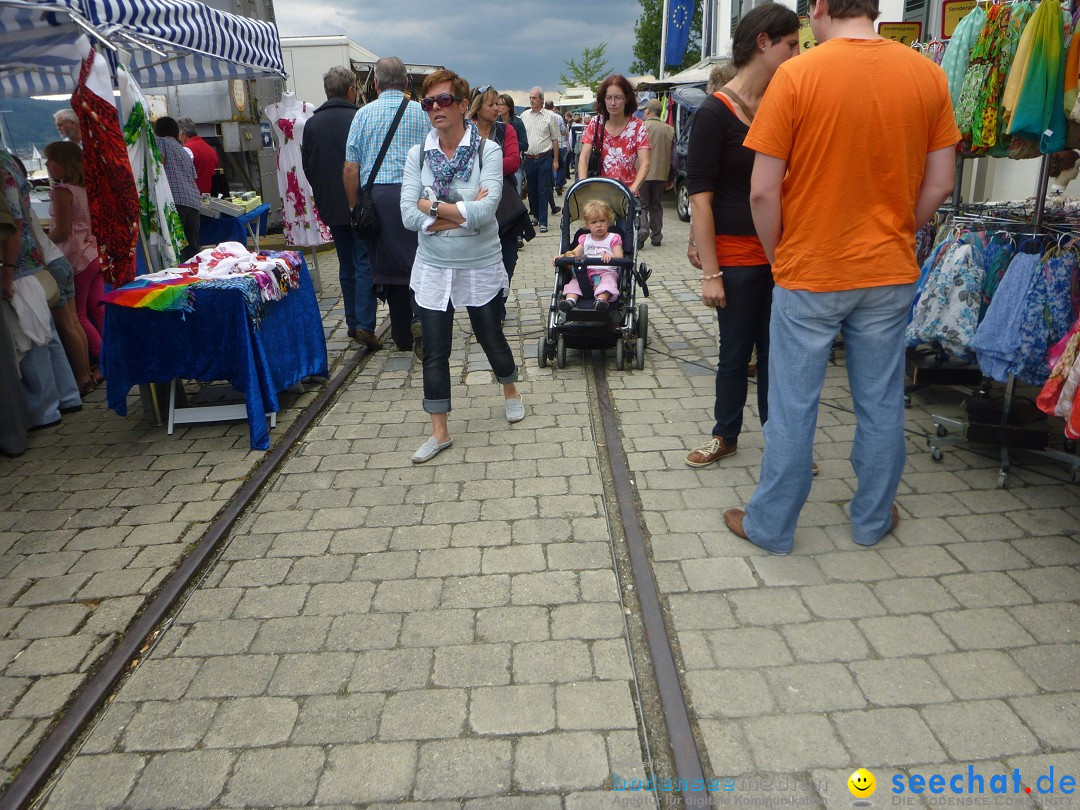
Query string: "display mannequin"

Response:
xmin=264 ymin=92 xmax=332 ymax=246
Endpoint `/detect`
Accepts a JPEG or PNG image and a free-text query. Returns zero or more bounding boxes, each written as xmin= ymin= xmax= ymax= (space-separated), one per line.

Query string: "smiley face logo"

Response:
xmin=848 ymin=768 xmax=876 ymax=798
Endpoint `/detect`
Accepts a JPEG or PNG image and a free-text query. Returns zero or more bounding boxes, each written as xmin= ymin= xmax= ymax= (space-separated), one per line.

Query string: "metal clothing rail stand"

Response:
xmin=926 ymin=153 xmax=1080 ymax=485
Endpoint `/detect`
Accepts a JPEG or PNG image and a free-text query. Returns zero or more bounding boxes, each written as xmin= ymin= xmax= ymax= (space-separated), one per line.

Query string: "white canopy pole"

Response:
xmin=659 ymin=0 xmax=670 ymax=80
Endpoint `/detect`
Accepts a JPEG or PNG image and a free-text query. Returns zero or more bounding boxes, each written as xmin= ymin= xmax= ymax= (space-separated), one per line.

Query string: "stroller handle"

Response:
xmin=554 ymin=257 xmax=635 ymax=270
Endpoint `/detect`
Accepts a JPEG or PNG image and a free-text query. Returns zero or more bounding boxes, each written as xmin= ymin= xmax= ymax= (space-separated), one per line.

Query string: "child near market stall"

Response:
xmin=44 ymin=141 xmax=104 ymax=376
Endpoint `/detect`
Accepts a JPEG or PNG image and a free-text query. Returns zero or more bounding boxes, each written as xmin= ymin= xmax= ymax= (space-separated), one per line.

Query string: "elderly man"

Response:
xmin=343 ymin=56 xmax=428 ymax=355
xmin=520 ymin=87 xmax=560 ymax=233
xmin=177 ymin=118 xmax=219 ymax=195
xmin=639 ymin=98 xmax=674 ymax=248
xmin=302 ymin=67 xmax=380 ymax=349
xmin=54 ymin=109 xmax=81 ymax=147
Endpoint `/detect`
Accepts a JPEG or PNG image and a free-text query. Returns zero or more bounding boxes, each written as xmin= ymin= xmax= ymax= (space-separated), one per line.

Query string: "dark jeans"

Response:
xmin=328 ymin=225 xmax=376 ymax=333
xmin=554 ymin=147 xmax=569 ymax=190
xmin=639 ymin=180 xmax=666 ymax=243
xmin=523 ymin=151 xmax=553 ymax=227
xmin=381 ymin=284 xmax=417 ymax=351
xmin=177 ymin=205 xmax=201 ymax=263
xmin=418 ymin=292 xmax=518 ymax=414
xmin=713 ymin=264 xmax=773 ymax=442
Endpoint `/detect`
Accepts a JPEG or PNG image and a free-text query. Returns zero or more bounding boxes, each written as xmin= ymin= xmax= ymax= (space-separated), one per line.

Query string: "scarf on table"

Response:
xmin=425 ymin=119 xmax=480 ymax=198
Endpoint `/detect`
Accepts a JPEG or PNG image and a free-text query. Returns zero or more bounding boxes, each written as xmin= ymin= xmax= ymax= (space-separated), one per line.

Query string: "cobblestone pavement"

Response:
xmin=2 ymin=192 xmax=1078 ymax=808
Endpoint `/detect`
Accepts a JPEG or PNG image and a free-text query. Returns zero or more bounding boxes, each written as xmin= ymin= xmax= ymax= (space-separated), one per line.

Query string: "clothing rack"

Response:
xmin=925 ymin=153 xmax=1080 ymax=485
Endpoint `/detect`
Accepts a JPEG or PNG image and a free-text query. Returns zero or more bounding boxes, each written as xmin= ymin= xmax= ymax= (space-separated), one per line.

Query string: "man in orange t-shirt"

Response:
xmin=723 ymin=0 xmax=959 ymax=555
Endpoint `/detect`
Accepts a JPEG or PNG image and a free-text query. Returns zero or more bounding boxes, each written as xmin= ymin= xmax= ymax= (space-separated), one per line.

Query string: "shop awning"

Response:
xmin=0 ymin=0 xmax=285 ymax=97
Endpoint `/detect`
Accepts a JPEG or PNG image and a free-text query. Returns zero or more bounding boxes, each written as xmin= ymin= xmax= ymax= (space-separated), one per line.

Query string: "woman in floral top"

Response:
xmin=577 ymin=74 xmax=651 ymax=195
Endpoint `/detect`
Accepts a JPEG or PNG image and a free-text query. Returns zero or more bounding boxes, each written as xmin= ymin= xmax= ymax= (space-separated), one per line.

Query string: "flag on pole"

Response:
xmin=664 ymin=0 xmax=694 ymax=66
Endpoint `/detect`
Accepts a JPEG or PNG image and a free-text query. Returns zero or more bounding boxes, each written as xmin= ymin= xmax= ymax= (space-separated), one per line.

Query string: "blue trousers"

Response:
xmin=418 ymin=292 xmax=517 ymax=414
xmin=523 ymin=151 xmax=553 ymax=228
xmin=329 ymin=225 xmax=376 ymax=333
xmin=743 ymin=283 xmax=916 ymax=553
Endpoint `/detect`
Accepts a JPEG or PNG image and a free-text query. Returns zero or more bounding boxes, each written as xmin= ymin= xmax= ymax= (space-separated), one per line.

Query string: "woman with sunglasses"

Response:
xmin=470 ymin=85 xmax=529 ymax=320
xmin=577 ymin=74 xmax=651 ymax=196
xmin=401 ymin=69 xmax=524 ymax=464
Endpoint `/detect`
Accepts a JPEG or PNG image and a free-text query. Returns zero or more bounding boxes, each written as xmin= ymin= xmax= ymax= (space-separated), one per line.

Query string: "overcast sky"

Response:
xmin=273 ymin=0 xmax=647 ymax=98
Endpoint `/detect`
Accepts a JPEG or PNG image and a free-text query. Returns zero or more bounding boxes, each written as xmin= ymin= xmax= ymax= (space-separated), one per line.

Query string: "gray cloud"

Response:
xmin=273 ymin=0 xmax=647 ymax=97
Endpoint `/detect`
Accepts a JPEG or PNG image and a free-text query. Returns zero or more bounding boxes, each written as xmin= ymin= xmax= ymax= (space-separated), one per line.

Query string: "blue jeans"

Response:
xmin=418 ymin=292 xmax=518 ymax=414
xmin=329 ymin=225 xmax=376 ymax=333
xmin=743 ymin=283 xmax=916 ymax=553
xmin=523 ymin=151 xmax=553 ymax=227
xmin=713 ymin=265 xmax=771 ymax=442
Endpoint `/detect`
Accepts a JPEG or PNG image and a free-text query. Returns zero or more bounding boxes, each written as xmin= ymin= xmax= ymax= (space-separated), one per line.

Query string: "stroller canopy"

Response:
xmin=566 ymin=177 xmax=633 ymax=223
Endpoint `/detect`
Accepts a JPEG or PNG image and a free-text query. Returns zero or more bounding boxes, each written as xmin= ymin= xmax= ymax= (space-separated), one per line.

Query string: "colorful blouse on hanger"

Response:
xmin=1002 ymin=0 xmax=1067 ymax=153
xmin=943 ymin=6 xmax=988 ymax=105
xmin=907 ymin=237 xmax=986 ymax=361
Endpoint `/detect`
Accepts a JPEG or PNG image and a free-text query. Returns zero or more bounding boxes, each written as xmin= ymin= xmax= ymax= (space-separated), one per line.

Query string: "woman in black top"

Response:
xmin=684 ymin=2 xmax=800 ymax=469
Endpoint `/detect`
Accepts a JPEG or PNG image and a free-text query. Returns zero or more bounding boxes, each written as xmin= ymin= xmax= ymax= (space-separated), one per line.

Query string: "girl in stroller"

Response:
xmin=555 ymin=199 xmax=623 ymax=312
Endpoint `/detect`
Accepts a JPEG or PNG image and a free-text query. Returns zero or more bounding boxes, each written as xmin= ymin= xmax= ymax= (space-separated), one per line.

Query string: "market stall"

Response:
xmin=907 ymin=0 xmax=1080 ymax=484
xmin=0 ymin=0 xmax=328 ymax=448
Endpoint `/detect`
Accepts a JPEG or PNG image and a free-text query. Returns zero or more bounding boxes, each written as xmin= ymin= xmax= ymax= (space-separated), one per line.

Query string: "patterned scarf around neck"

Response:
xmin=425 ymin=119 xmax=480 ymax=197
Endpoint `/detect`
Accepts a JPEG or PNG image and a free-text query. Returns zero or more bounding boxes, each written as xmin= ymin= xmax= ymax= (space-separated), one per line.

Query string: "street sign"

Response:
xmin=942 ymin=0 xmax=978 ymax=38
xmin=878 ymin=21 xmax=923 ymax=44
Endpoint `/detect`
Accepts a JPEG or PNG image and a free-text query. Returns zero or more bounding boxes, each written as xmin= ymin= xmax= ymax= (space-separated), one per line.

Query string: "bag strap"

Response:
xmin=419 ymin=136 xmax=485 ymax=173
xmin=364 ymin=95 xmax=411 ymax=191
xmin=716 ymin=88 xmax=755 ymax=123
xmin=592 ymin=114 xmax=603 ymax=158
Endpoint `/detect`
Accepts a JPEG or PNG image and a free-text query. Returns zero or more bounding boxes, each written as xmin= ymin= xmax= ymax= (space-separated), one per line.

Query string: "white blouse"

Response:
xmin=410 ymin=259 xmax=508 ymax=311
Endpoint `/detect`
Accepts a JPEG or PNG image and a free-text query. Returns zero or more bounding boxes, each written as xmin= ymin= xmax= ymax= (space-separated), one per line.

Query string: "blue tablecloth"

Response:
xmin=101 ymin=258 xmax=328 ymax=450
xmin=199 ymin=203 xmax=271 ymax=248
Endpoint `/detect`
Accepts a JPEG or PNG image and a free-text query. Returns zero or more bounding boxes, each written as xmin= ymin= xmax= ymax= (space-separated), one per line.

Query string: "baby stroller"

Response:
xmin=536 ymin=177 xmax=652 ymax=370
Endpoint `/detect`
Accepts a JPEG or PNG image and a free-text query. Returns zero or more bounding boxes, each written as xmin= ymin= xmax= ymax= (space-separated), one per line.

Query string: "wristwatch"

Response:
xmin=430 ymin=200 xmax=440 ymax=219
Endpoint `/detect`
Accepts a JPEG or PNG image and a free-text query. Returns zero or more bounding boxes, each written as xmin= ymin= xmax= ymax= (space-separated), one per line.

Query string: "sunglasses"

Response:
xmin=471 ymin=84 xmax=493 ymax=97
xmin=421 ymin=93 xmax=463 ymax=111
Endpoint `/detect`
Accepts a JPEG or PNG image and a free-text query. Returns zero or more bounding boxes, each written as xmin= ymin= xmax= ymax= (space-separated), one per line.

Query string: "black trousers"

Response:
xmin=177 ymin=205 xmax=201 ymax=263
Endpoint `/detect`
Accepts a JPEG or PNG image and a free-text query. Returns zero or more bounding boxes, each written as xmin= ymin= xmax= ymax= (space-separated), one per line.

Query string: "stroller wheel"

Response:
xmin=637 ymin=303 xmax=649 ymax=344
xmin=556 ymin=334 xmax=567 ymax=369
xmin=615 ymin=339 xmax=626 ymax=370
xmin=537 ymin=336 xmax=548 ymax=368
xmin=635 ymin=337 xmax=646 ymax=370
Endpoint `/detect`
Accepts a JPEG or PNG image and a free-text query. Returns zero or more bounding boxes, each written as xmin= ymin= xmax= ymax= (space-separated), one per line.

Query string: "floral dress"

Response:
xmin=582 ymin=115 xmax=651 ymax=186
xmin=264 ymin=97 xmax=331 ymax=247
xmin=119 ymin=67 xmax=184 ymax=270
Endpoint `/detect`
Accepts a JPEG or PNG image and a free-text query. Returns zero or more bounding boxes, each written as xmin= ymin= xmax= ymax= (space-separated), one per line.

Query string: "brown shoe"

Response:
xmin=354 ymin=329 xmax=383 ymax=350
xmin=685 ymin=436 xmax=736 ymax=468
xmin=890 ymin=503 xmax=900 ymax=532
xmin=747 ymin=363 xmax=757 ymax=377
xmin=723 ymin=508 xmax=748 ymax=539
xmin=812 ymin=462 xmax=819 ymax=476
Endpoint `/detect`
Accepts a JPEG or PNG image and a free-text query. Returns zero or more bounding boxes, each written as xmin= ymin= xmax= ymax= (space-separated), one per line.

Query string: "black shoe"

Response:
xmin=551 ymin=206 xmax=561 ymax=215
xmin=651 ymin=239 xmax=662 ymax=247
xmin=539 ymin=225 xmax=548 ymax=233
xmin=411 ymin=320 xmax=424 ymax=361
xmin=60 ymin=404 xmax=83 ymax=415
xmin=595 ymin=299 xmax=610 ymax=311
xmin=516 ymin=236 xmax=525 ymax=249
xmin=29 ymin=418 xmax=61 ymax=431
xmin=556 ymin=187 xmax=565 ymax=195
xmin=530 ymin=216 xmax=538 ymax=226
xmin=558 ymin=299 xmax=576 ymax=313
xmin=637 ymin=235 xmax=647 ymax=250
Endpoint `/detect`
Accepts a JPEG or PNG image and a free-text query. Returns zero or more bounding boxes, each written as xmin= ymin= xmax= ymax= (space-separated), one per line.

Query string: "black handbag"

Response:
xmin=351 ymin=95 xmax=410 ymax=240
xmin=586 ymin=115 xmax=603 ymax=178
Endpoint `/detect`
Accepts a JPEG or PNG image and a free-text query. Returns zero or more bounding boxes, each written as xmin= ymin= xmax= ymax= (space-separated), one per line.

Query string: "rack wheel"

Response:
xmin=615 ymin=339 xmax=626 ymax=370
xmin=556 ymin=334 xmax=567 ymax=369
xmin=536 ymin=336 xmax=548 ymax=368
xmin=997 ymin=470 xmax=1009 ymax=488
xmin=931 ymin=447 xmax=943 ymax=462
xmin=635 ymin=337 xmax=645 ymax=370
xmin=935 ymin=423 xmax=948 ymax=438
xmin=637 ymin=303 xmax=649 ymax=344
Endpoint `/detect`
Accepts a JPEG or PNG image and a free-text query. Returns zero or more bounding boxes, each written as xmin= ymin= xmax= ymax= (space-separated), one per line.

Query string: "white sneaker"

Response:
xmin=412 ymin=436 xmax=452 ymax=463
xmin=505 ymin=396 xmax=525 ymax=423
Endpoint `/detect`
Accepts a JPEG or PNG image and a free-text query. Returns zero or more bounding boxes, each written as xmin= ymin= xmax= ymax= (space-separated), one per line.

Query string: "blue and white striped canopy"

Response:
xmin=0 ymin=0 xmax=284 ymax=97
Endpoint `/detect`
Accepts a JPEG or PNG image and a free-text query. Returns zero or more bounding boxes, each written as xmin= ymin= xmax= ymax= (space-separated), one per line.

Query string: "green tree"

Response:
xmin=559 ymin=44 xmax=612 ymax=91
xmin=631 ymin=0 xmax=704 ymax=78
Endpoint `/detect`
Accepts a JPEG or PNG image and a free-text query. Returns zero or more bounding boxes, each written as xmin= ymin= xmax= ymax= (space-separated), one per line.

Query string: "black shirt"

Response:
xmin=685 ymin=94 xmax=757 ymax=237
xmin=301 ymin=97 xmax=358 ymax=227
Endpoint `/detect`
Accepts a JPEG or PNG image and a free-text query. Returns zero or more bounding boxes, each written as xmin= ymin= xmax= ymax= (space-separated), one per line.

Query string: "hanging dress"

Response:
xmin=943 ymin=6 xmax=988 ymax=106
xmin=263 ymin=95 xmax=331 ymax=247
xmin=1003 ymin=0 xmax=1067 ymax=153
xmin=71 ymin=48 xmax=140 ymax=287
xmin=119 ymin=67 xmax=184 ymax=271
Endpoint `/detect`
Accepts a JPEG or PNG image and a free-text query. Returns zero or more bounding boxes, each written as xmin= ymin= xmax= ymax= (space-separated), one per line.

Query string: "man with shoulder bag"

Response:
xmin=343 ymin=57 xmax=428 ymax=355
